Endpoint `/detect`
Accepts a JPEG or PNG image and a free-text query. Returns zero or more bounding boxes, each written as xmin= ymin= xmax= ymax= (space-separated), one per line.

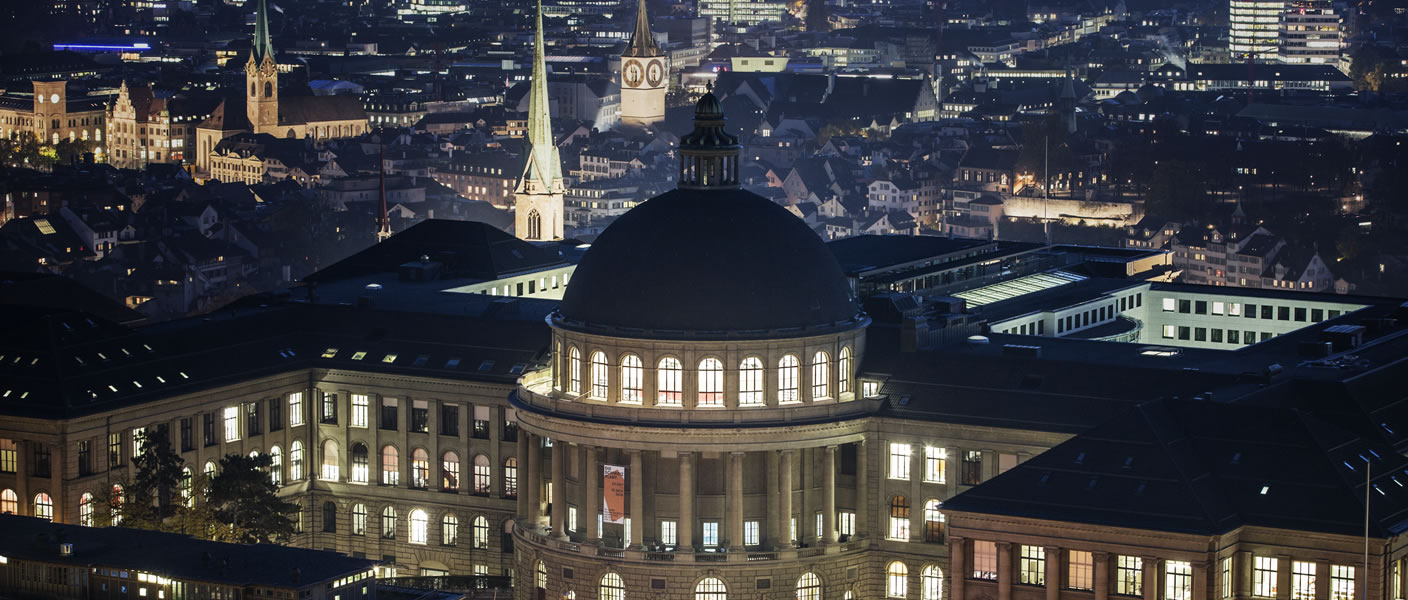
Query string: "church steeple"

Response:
xmin=252 ymin=0 xmax=275 ymax=65
xmin=513 ymin=0 xmax=565 ymax=241
xmin=245 ymin=0 xmax=279 ymax=134
xmin=625 ymin=0 xmax=661 ymax=58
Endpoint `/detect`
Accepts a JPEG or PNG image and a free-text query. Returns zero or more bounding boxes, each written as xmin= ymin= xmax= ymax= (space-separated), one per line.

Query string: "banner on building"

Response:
xmin=603 ymin=464 xmax=626 ymax=524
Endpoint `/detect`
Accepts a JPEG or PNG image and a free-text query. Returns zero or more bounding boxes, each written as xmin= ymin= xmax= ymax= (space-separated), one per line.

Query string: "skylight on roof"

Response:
xmin=1260 ymin=486 xmax=1270 ymax=495
xmin=382 ymin=354 xmax=397 ymax=364
xmin=478 ymin=360 xmax=495 ymax=372
xmin=953 ymin=270 xmax=1088 ymax=307
xmin=445 ymin=358 xmax=461 ymax=369
xmin=321 ymin=348 xmax=339 ymax=359
xmin=350 ymin=351 xmax=367 ymax=361
xmin=178 ymin=372 xmax=189 ymax=379
xmin=510 ymin=363 xmax=527 ymax=374
xmin=412 ymin=355 xmax=429 ymax=367
xmin=34 ymin=218 xmax=56 ymax=235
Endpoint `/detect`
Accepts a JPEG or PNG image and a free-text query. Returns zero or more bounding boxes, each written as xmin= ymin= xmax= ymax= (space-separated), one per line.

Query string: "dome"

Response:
xmin=557 ymin=188 xmax=860 ymax=337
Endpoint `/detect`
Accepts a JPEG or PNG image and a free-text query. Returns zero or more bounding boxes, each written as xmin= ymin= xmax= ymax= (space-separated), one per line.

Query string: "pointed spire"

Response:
xmin=625 ymin=0 xmax=660 ymax=57
xmin=376 ymin=144 xmax=391 ymax=242
xmin=252 ymin=0 xmax=275 ymax=64
xmin=516 ymin=0 xmax=563 ymax=195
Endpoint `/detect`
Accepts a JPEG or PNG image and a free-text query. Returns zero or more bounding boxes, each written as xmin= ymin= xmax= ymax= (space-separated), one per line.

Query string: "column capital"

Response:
xmin=1045 ymin=545 xmax=1062 ymax=553
xmin=1093 ymin=550 xmax=1111 ymax=558
xmin=826 ymin=444 xmax=838 ymax=452
xmin=950 ymin=535 xmax=966 ymax=545
xmin=730 ymin=450 xmax=746 ymax=457
xmin=997 ymin=540 xmax=1014 ymax=550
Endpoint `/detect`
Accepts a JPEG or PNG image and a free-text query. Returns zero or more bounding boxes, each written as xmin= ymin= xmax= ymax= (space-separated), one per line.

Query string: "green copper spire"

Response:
xmin=516 ymin=0 xmax=563 ymax=194
xmin=252 ymin=0 xmax=275 ymax=64
xmin=625 ymin=0 xmax=660 ymax=57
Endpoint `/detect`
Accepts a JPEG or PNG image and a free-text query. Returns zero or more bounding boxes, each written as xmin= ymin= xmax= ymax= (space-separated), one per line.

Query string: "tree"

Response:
xmin=805 ymin=0 xmax=830 ymax=32
xmin=1015 ymin=116 xmax=1078 ymax=192
xmin=207 ymin=453 xmax=298 ymax=544
xmin=53 ymin=138 xmax=96 ymax=165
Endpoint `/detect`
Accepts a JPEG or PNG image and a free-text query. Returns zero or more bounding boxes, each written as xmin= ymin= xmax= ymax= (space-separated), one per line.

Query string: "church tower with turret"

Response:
xmin=245 ymin=0 xmax=279 ymax=135
xmin=514 ymin=0 xmax=565 ymax=242
xmin=619 ymin=0 xmax=668 ymax=128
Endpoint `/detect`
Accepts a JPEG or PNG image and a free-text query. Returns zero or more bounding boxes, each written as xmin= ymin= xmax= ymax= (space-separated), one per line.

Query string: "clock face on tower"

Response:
xmin=646 ymin=59 xmax=664 ymax=88
xmin=623 ymin=60 xmax=644 ymax=88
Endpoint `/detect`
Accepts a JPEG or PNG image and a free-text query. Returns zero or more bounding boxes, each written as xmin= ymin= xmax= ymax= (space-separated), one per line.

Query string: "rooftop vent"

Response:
xmin=59 ymin=543 xmax=72 ymax=557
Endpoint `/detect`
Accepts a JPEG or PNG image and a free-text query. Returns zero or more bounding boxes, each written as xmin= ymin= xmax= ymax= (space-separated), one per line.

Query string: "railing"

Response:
xmin=514 ymin=525 xmax=870 ymax=565
xmin=513 ymin=383 xmax=884 ymax=427
xmin=381 ymin=575 xmax=513 ymax=592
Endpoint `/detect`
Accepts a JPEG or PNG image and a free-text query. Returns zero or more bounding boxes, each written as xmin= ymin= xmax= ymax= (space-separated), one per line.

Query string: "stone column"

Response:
xmin=1193 ymin=562 xmax=1209 ymax=600
xmin=1314 ymin=560 xmax=1330 ymax=600
xmin=630 ymin=450 xmax=644 ymax=549
xmin=525 ymin=433 xmax=541 ymax=527
xmin=766 ymin=450 xmax=780 ymax=548
xmin=855 ymin=438 xmax=868 ymax=537
xmin=779 ymin=449 xmax=795 ymax=546
xmin=1095 ymin=551 xmax=1111 ymax=600
xmin=516 ymin=432 xmax=530 ymax=520
xmin=728 ymin=451 xmax=744 ymax=551
xmin=1143 ymin=557 xmax=1159 ymax=600
xmin=550 ymin=440 xmax=566 ymax=539
xmin=1046 ymin=547 xmax=1062 ymax=600
xmin=951 ymin=537 xmax=967 ymax=600
xmin=823 ymin=445 xmax=837 ymax=544
xmin=489 ymin=406 xmax=503 ymax=497
xmin=679 ymin=452 xmax=694 ymax=552
xmin=998 ymin=541 xmax=1014 ymax=600
xmin=1236 ymin=552 xmax=1253 ymax=599
xmin=1276 ymin=556 xmax=1291 ymax=600
xmin=585 ymin=445 xmax=600 ymax=544
xmin=909 ymin=442 xmax=923 ymax=541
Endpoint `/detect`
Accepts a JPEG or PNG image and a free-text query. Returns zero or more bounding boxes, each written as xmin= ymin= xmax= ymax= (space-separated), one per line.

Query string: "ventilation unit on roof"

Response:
xmin=1321 ymin=324 xmax=1366 ymax=351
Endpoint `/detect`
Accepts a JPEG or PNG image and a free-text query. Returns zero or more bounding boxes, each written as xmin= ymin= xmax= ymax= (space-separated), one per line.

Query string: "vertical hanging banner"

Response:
xmin=603 ymin=464 xmax=626 ymax=524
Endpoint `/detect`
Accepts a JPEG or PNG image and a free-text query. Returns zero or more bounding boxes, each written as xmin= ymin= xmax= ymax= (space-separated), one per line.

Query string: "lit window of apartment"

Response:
xmin=1222 ymin=558 xmax=1233 ymax=599
xmin=702 ymin=521 xmax=719 ymax=548
xmin=745 ymin=521 xmax=760 ymax=546
xmin=973 ymin=541 xmax=998 ymax=580
xmin=1020 ymin=545 xmax=1046 ymax=586
xmin=889 ymin=443 xmax=911 ymax=479
xmin=1254 ymin=557 xmax=1279 ymax=597
xmin=351 ymin=394 xmax=369 ymax=428
xmin=661 ymin=520 xmax=678 ymax=546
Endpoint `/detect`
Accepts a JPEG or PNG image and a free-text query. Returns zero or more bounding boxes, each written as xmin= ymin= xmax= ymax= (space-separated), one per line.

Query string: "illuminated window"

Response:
xmin=778 ymin=355 xmax=800 ymax=402
xmin=620 ymin=355 xmax=643 ymax=403
xmin=321 ymin=440 xmax=340 ymax=481
xmin=474 ymin=515 xmax=489 ymax=548
xmin=1165 ymin=561 xmax=1192 ymax=600
xmin=289 ymin=441 xmax=304 ymax=480
xmin=600 ymin=573 xmax=625 ymax=600
xmin=1292 ymin=561 xmax=1315 ymax=600
xmin=889 ymin=496 xmax=910 ymax=540
xmin=925 ymin=447 xmax=946 ymax=482
xmin=889 ymin=443 xmax=912 ymax=479
xmin=739 ymin=357 xmax=764 ymax=406
xmin=382 ymin=446 xmax=399 ymax=485
xmin=504 ymin=458 xmax=519 ymax=497
xmin=33 ymin=493 xmax=53 ymax=521
xmin=289 ymin=392 xmax=304 ymax=426
xmin=1020 ymin=545 xmax=1046 ymax=585
xmin=591 ymin=351 xmax=609 ymax=398
xmin=223 ymin=406 xmax=239 ymax=441
xmin=1254 ymin=557 xmax=1278 ymax=597
xmin=923 ymin=500 xmax=944 ymax=542
xmin=568 ymin=346 xmax=581 ymax=395
xmin=442 ymin=452 xmax=460 ymax=490
xmin=698 ymin=358 xmax=724 ymax=407
xmin=697 ymin=577 xmax=727 ymax=600
xmin=382 ymin=506 xmax=397 ymax=539
xmin=973 ymin=541 xmax=998 ymax=580
xmin=921 ymin=566 xmax=943 ymax=600
xmin=537 ymin=560 xmax=548 ymax=590
xmin=351 ymin=394 xmax=369 ymax=427
xmin=811 ymin=351 xmax=830 ymax=399
xmin=411 ymin=449 xmax=429 ymax=489
xmin=1070 ymin=551 xmax=1094 ymax=590
xmin=888 ymin=561 xmax=909 ymax=598
xmin=838 ymin=347 xmax=851 ymax=394
xmin=348 ymin=443 xmax=367 ymax=484
xmin=409 ymin=509 xmax=428 ymax=544
xmin=473 ymin=454 xmax=491 ymax=494
xmin=0 ymin=439 xmax=15 ymax=473
xmin=268 ymin=445 xmax=283 ymax=485
xmin=657 ymin=358 xmax=682 ymax=406
xmin=1118 ymin=556 xmax=1144 ymax=596
xmin=79 ymin=492 xmax=94 ymax=526
xmin=798 ymin=572 xmax=822 ymax=600
xmin=0 ymin=489 xmax=16 ymax=514
xmin=352 ymin=503 xmax=367 ymax=535
xmin=1331 ymin=566 xmax=1354 ymax=600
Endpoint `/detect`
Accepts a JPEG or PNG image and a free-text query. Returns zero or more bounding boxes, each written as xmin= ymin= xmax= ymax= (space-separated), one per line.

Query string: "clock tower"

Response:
xmin=619 ymin=0 xmax=667 ymax=128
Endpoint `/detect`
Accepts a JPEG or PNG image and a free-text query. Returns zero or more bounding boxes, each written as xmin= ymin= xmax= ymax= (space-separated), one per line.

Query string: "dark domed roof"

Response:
xmin=557 ymin=188 xmax=861 ymax=337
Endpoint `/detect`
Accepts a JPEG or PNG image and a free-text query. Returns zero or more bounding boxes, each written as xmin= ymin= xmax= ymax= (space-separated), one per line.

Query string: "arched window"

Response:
xmin=34 ymin=493 xmax=53 ymax=521
xmin=381 ymin=506 xmax=397 ymax=539
xmin=889 ymin=496 xmax=910 ymax=540
xmin=323 ymin=501 xmax=337 ymax=533
xmin=473 ymin=455 xmax=491 ymax=495
xmin=264 ymin=82 xmax=273 ymax=97
xmin=321 ymin=440 xmax=340 ymax=481
xmin=696 ymin=577 xmax=727 ymax=600
xmin=109 ymin=484 xmax=123 ymax=525
xmin=698 ymin=358 xmax=724 ymax=407
xmin=923 ymin=500 xmax=945 ymax=543
xmin=411 ymin=449 xmax=430 ymax=489
xmin=797 ymin=573 xmax=822 ymax=600
xmin=527 ymin=209 xmax=542 ymax=240
xmin=351 ymin=443 xmax=369 ymax=484
xmin=250 ymin=82 xmax=256 ymax=96
xmin=536 ymin=560 xmax=548 ymax=590
xmin=180 ymin=467 xmax=193 ymax=507
xmin=657 ymin=357 xmax=682 ymax=406
xmin=779 ymin=355 xmax=801 ymax=403
xmin=410 ymin=509 xmax=429 ymax=544
xmin=811 ymin=351 xmax=830 ymax=399
xmin=79 ymin=493 xmax=94 ymax=526
xmin=270 ymin=445 xmax=284 ymax=486
xmin=739 ymin=357 xmax=764 ymax=406
xmin=382 ymin=446 xmax=399 ymax=485
xmin=888 ymin=562 xmax=910 ymax=598
xmin=473 ymin=515 xmax=490 ymax=548
xmin=591 ymin=351 xmax=609 ymax=398
xmin=600 ymin=573 xmax=625 ymax=600
xmin=620 ymin=355 xmax=644 ymax=403
xmin=921 ymin=566 xmax=943 ymax=600
xmin=204 ymin=461 xmax=216 ymax=478
xmin=838 ymin=347 xmax=852 ymax=394
xmin=504 ymin=458 xmax=519 ymax=497
xmin=289 ymin=441 xmax=304 ymax=481
xmin=443 ymin=514 xmax=459 ymax=545
xmin=568 ymin=346 xmax=582 ymax=395
xmin=352 ymin=503 xmax=367 ymax=536
xmin=443 ymin=451 xmax=460 ymax=490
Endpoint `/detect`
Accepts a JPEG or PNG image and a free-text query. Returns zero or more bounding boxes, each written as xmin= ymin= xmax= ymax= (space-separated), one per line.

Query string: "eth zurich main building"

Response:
xmin=8 ymin=88 xmax=1408 ymax=600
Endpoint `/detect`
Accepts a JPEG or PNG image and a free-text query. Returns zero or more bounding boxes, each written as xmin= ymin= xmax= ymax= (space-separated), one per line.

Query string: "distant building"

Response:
xmin=0 ymin=80 xmax=106 ymax=156
xmin=698 ymin=0 xmax=787 ymax=25
xmin=514 ymin=0 xmax=566 ymax=241
xmin=105 ymin=81 xmax=219 ymax=170
xmin=0 ymin=514 xmax=378 ymax=600
xmin=619 ymin=0 xmax=669 ymax=128
xmin=1229 ymin=0 xmax=1282 ymax=61
xmin=1280 ymin=0 xmax=1343 ymax=68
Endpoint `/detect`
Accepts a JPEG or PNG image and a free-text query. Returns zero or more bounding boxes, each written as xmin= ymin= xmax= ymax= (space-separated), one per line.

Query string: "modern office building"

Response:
xmin=1228 ymin=0 xmax=1282 ymax=61
xmin=1280 ymin=0 xmax=1343 ymax=67
xmin=698 ymin=0 xmax=788 ymax=26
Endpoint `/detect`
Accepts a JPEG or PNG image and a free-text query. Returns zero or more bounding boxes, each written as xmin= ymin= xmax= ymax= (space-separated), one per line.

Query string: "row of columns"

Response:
xmin=516 ymin=432 xmax=869 ymax=551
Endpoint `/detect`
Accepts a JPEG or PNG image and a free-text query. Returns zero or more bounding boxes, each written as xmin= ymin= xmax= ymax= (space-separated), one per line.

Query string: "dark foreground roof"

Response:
xmin=0 ymin=514 xmax=376 ymax=589
xmin=942 ymin=399 xmax=1408 ymax=538
xmin=305 ymin=219 xmax=569 ymax=284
